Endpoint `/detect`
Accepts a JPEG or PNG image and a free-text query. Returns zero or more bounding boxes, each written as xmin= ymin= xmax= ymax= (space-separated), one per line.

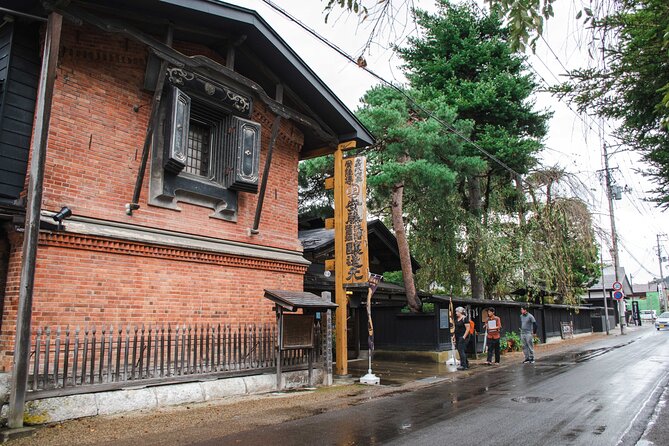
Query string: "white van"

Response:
xmin=640 ymin=310 xmax=657 ymax=321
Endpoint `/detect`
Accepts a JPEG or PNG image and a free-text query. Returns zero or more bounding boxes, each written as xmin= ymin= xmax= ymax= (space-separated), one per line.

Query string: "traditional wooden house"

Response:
xmin=0 ymin=0 xmax=372 ymax=405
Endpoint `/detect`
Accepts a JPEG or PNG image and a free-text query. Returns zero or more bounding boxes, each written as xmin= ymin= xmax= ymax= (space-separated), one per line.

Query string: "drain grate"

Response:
xmin=511 ymin=396 xmax=554 ymax=403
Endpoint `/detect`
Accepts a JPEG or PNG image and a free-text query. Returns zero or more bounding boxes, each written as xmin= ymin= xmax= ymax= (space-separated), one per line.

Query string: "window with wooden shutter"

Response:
xmin=164 ymin=85 xmax=190 ymax=174
xmin=223 ymin=116 xmax=261 ymax=193
xmin=150 ymin=71 xmax=261 ymax=221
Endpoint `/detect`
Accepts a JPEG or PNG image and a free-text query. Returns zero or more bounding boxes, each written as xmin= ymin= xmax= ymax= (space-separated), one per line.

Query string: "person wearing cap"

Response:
xmin=520 ymin=306 xmax=538 ymax=363
xmin=452 ymin=306 xmax=470 ymax=370
xmin=484 ymin=307 xmax=501 ymax=365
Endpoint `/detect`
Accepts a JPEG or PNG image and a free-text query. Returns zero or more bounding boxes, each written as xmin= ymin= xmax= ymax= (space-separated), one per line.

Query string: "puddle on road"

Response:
xmin=511 ymin=396 xmax=554 ymax=403
xmin=547 ymin=339 xmax=638 ymax=364
xmin=417 ymin=376 xmax=447 ymax=384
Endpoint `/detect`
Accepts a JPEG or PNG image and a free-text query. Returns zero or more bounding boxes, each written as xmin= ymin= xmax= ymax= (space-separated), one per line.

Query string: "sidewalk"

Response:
xmin=348 ymin=329 xmax=622 ymax=385
xmin=6 ymin=327 xmax=647 ymax=446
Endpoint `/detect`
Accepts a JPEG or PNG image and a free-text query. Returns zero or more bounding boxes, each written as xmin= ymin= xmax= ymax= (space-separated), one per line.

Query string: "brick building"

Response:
xmin=0 ymin=0 xmax=371 ymax=384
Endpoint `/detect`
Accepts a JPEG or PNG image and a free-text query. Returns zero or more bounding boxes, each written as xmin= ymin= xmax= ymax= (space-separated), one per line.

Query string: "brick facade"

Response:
xmin=0 ymin=24 xmax=308 ymax=371
xmin=45 ymin=26 xmax=303 ymax=251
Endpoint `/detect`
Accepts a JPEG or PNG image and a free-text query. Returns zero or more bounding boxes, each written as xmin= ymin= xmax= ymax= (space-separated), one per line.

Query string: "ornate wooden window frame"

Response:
xmin=149 ymin=68 xmax=261 ymax=221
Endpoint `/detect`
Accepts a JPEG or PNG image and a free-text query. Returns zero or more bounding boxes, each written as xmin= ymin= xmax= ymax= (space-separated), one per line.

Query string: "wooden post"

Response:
xmin=307 ymin=347 xmax=313 ymax=387
xmin=251 ymin=115 xmax=282 ymax=233
xmin=276 ymin=306 xmax=283 ymax=390
xmin=8 ymin=12 xmax=62 ymax=429
xmin=323 ymin=296 xmax=333 ymax=386
xmin=127 ymin=25 xmax=172 ymax=215
xmin=333 ymin=142 xmax=355 ymax=376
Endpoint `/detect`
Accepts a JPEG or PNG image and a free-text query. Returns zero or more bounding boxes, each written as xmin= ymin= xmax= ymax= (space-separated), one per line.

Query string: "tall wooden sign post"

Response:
xmin=325 ymin=141 xmax=369 ymax=376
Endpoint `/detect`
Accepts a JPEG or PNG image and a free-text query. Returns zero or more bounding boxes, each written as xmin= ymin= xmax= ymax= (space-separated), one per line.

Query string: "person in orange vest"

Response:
xmin=484 ymin=307 xmax=502 ymax=365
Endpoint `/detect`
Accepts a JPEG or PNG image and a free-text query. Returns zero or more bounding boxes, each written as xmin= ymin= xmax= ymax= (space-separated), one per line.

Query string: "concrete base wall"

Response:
xmin=0 ymin=369 xmax=325 ymax=425
xmin=544 ymin=332 xmax=593 ymax=344
xmin=372 ymin=350 xmax=452 ymax=363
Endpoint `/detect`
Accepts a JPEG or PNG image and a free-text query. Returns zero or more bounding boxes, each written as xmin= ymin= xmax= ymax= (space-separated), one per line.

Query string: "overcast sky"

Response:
xmin=226 ymin=0 xmax=667 ymax=285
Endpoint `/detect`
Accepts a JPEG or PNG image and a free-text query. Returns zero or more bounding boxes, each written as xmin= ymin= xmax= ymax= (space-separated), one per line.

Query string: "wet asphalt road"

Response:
xmin=196 ymin=328 xmax=669 ymax=446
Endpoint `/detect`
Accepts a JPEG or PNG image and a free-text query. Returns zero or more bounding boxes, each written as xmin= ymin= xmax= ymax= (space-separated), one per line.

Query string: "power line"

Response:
xmin=262 ymin=0 xmax=533 ymax=187
xmin=264 ymin=0 xmax=660 ymax=274
xmin=531 ymin=33 xmax=665 ymax=240
xmin=618 ymin=236 xmax=657 ymax=276
xmin=264 ymin=0 xmax=616 ymax=198
xmin=540 ymin=35 xmax=571 ymax=75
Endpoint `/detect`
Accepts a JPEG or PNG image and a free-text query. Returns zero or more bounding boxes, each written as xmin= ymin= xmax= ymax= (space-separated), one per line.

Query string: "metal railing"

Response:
xmin=28 ymin=322 xmax=323 ymax=398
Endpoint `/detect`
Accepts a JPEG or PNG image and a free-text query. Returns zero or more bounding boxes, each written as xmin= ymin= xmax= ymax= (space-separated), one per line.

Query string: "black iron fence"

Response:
xmin=28 ymin=322 xmax=323 ymax=398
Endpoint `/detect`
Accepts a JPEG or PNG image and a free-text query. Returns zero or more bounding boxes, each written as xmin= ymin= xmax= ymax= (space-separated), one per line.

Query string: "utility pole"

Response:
xmin=603 ymin=142 xmax=625 ymax=334
xmin=599 ymin=243 xmax=610 ymax=335
xmin=657 ymin=234 xmax=668 ymax=312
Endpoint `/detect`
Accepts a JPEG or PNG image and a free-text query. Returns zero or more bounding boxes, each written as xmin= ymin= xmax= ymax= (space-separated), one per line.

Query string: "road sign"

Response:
xmin=613 ymin=290 xmax=624 ymax=300
xmin=612 ymin=281 xmax=623 ymax=291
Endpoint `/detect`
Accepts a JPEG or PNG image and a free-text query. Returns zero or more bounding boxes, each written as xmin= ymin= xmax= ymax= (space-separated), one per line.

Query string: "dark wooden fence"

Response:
xmin=361 ymin=300 xmax=596 ymax=351
xmin=28 ymin=322 xmax=323 ymax=399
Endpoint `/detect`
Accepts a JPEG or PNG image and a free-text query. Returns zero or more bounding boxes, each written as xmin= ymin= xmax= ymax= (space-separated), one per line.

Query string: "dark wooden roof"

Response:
xmin=264 ymin=289 xmax=338 ymax=312
xmin=429 ymin=295 xmax=595 ymax=311
xmin=299 ymin=219 xmax=420 ymax=272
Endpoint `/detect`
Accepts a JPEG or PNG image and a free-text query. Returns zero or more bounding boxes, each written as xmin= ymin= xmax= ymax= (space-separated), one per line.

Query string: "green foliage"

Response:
xmin=383 ymin=270 xmax=404 ymax=285
xmin=399 ymin=302 xmax=435 ymax=313
xmin=357 ymin=84 xmax=464 ymax=309
xmin=298 ymin=156 xmax=334 ymax=217
xmin=552 ymin=0 xmax=669 ymax=208
xmin=422 ymin=302 xmax=435 ymax=313
xmin=396 ymin=2 xmax=549 ymax=298
xmin=321 ymin=0 xmax=558 ymax=53
xmin=500 ymin=330 xmax=522 ymax=352
xmin=323 ymin=0 xmax=368 ymax=23
xmin=399 ymin=2 xmax=550 ymax=148
xmin=522 ymin=174 xmax=601 ymax=303
xmin=306 ymin=1 xmax=601 ymax=302
xmin=486 ymin=0 xmax=557 ymax=52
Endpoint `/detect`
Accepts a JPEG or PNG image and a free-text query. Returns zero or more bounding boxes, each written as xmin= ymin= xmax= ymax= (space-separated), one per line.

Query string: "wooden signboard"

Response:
xmin=560 ymin=321 xmax=574 ymax=339
xmin=439 ymin=308 xmax=450 ymax=329
xmin=342 ymin=156 xmax=369 ymax=285
xmin=281 ymin=314 xmax=314 ymax=349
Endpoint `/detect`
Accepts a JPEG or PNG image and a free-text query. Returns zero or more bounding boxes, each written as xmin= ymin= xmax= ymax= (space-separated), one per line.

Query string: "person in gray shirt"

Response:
xmin=520 ymin=306 xmax=538 ymax=363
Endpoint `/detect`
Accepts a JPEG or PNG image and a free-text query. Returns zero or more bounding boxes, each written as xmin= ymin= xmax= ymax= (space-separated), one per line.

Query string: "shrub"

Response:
xmin=500 ymin=331 xmax=522 ymax=352
xmin=399 ymin=302 xmax=435 ymax=313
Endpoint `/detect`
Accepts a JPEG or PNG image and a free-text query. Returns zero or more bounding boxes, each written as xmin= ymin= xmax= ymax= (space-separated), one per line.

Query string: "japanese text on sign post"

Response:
xmin=343 ymin=156 xmax=369 ymax=284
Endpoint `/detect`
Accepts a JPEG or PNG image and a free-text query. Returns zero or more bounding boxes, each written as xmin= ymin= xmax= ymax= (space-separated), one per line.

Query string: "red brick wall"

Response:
xmin=0 ymin=230 xmax=23 ymax=369
xmin=29 ymin=243 xmax=300 ymax=326
xmin=0 ymin=229 xmax=10 ymax=334
xmin=0 ymin=231 xmax=304 ymax=371
xmin=42 ymin=25 xmax=303 ymax=251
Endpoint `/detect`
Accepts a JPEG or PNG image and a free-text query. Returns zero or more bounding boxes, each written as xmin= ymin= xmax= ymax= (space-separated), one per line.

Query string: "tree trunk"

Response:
xmin=390 ymin=181 xmax=421 ymax=312
xmin=514 ymin=176 xmax=527 ymax=284
xmin=482 ymin=170 xmax=492 ymax=225
xmin=467 ymin=176 xmax=484 ymax=300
